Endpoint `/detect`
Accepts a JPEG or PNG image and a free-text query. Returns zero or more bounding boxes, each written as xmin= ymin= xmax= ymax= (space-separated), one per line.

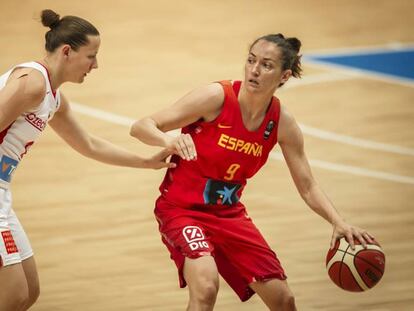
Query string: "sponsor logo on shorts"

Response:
xmin=182 ymin=226 xmax=209 ymax=251
xmin=0 ymin=155 xmax=18 ymax=183
xmin=1 ymin=230 xmax=18 ymax=254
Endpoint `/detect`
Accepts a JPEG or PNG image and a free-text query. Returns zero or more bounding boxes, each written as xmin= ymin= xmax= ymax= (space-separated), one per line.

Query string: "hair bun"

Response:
xmin=41 ymin=9 xmax=60 ymax=29
xmin=286 ymin=38 xmax=301 ymax=53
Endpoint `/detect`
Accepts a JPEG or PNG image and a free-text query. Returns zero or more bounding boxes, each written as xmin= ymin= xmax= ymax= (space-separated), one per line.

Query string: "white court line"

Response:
xmin=72 ymin=99 xmax=414 ymax=157
xmin=303 ymin=42 xmax=414 ymax=57
xmin=71 ymin=102 xmax=135 ymax=127
xmin=302 ymin=42 xmax=414 ymax=88
xmin=302 ymin=59 xmax=414 ymax=88
xmin=70 ymin=102 xmax=414 ymax=185
xmin=298 ymin=124 xmax=414 ymax=157
xmin=282 ymin=72 xmax=358 ymax=88
xmin=270 ymin=152 xmax=414 ymax=185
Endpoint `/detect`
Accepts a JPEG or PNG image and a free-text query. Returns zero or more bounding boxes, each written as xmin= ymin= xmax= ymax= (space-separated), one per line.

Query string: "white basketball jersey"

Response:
xmin=0 ymin=62 xmax=61 ymax=188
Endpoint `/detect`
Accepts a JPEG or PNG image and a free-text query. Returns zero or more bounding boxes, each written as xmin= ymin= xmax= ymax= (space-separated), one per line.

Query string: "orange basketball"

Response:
xmin=326 ymin=238 xmax=385 ymax=292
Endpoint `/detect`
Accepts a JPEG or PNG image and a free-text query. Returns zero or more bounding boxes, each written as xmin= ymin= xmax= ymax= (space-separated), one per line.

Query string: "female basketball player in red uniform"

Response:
xmin=130 ymin=34 xmax=374 ymax=310
xmin=0 ymin=9 xmax=173 ymax=311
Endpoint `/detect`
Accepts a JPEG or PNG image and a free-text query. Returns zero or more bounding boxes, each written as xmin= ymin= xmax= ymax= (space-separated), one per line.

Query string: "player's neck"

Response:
xmin=238 ymin=84 xmax=273 ymax=118
xmin=38 ymin=56 xmax=64 ymax=91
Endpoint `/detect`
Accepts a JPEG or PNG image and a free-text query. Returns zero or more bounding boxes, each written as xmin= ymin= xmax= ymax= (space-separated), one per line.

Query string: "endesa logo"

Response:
xmin=25 ymin=113 xmax=47 ymax=131
xmin=182 ymin=226 xmax=209 ymax=251
xmin=0 ymin=155 xmax=18 ymax=183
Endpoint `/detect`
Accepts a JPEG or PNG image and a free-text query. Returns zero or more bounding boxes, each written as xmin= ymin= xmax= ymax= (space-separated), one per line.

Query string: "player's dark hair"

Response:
xmin=41 ymin=9 xmax=99 ymax=52
xmin=250 ymin=33 xmax=302 ymax=86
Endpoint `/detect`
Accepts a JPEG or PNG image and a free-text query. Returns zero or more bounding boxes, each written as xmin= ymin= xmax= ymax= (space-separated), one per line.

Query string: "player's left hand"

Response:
xmin=330 ymin=220 xmax=375 ymax=250
xmin=144 ymin=148 xmax=177 ymax=170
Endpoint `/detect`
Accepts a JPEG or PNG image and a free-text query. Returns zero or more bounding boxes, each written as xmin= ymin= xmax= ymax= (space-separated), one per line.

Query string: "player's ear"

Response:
xmin=61 ymin=45 xmax=71 ymax=58
xmin=281 ymin=69 xmax=292 ymax=84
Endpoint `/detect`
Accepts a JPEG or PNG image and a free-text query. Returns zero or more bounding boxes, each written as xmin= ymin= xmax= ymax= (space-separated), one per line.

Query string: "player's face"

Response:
xmin=66 ymin=35 xmax=100 ymax=83
xmin=244 ymin=40 xmax=291 ymax=93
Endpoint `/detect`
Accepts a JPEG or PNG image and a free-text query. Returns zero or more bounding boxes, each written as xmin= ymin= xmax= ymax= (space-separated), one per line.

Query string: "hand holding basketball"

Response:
xmin=326 ymin=237 xmax=385 ymax=292
xmin=330 ymin=220 xmax=375 ymax=250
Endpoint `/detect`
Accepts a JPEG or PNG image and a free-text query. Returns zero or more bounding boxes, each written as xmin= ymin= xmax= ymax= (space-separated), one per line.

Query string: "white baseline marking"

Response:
xmin=70 ymin=101 xmax=414 ymax=185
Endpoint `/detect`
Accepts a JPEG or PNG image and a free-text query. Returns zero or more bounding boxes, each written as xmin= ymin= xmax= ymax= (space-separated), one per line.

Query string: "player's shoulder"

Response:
xmin=278 ymin=104 xmax=303 ymax=143
xmin=10 ymin=67 xmax=47 ymax=100
xmin=279 ymin=104 xmax=296 ymax=126
xmin=200 ymin=82 xmax=225 ymax=102
xmin=189 ymin=82 xmax=225 ymax=110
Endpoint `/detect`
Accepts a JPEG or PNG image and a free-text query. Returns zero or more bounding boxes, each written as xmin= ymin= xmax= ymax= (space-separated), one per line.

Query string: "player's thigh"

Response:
xmin=0 ymin=263 xmax=29 ymax=302
xmin=22 ymin=256 xmax=39 ymax=297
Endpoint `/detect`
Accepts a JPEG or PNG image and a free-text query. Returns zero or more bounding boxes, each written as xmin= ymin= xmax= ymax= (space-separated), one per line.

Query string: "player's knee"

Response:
xmin=283 ymin=293 xmax=296 ymax=310
xmin=191 ymin=279 xmax=219 ymax=306
xmin=274 ymin=292 xmax=296 ymax=311
xmin=26 ymin=282 xmax=40 ymax=308
xmin=8 ymin=282 xmax=29 ymax=311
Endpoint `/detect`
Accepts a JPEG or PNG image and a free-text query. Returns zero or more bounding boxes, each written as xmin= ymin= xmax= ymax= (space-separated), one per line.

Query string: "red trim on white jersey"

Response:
xmin=35 ymin=62 xmax=57 ymax=98
xmin=0 ymin=123 xmax=14 ymax=144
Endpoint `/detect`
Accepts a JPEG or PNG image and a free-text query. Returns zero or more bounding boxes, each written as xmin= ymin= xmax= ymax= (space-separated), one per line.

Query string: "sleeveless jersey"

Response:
xmin=0 ymin=62 xmax=61 ymax=188
xmin=159 ymin=80 xmax=281 ymax=208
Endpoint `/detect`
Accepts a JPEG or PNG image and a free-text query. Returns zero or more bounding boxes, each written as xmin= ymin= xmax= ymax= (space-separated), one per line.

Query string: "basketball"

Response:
xmin=326 ymin=238 xmax=385 ymax=292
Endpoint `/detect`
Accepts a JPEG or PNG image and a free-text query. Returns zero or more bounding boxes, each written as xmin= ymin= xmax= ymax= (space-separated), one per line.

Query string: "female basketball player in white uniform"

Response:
xmin=0 ymin=9 xmax=174 ymax=310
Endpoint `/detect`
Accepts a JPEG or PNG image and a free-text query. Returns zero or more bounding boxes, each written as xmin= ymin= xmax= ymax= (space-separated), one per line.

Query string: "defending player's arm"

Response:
xmin=49 ymin=93 xmax=174 ymax=169
xmin=130 ymin=83 xmax=224 ymax=160
xmin=277 ymin=106 xmax=374 ymax=249
xmin=0 ymin=69 xmax=46 ymax=131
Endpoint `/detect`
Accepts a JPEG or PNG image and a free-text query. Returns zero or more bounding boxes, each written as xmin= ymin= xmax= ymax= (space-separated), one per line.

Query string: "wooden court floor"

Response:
xmin=1 ymin=1 xmax=413 ymax=310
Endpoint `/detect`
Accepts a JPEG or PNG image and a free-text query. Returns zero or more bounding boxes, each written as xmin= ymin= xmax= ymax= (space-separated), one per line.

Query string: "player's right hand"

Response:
xmin=166 ymin=133 xmax=197 ymax=161
xmin=145 ymin=148 xmax=177 ymax=170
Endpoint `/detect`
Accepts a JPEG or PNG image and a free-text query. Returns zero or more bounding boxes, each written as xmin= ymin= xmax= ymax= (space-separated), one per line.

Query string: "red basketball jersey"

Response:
xmin=159 ymin=80 xmax=281 ymax=208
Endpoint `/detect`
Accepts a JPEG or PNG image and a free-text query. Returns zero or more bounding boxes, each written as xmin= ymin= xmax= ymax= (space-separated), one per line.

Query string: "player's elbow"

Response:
xmin=130 ymin=117 xmax=157 ymax=140
xmin=297 ymin=177 xmax=316 ymax=201
xmin=130 ymin=119 xmax=146 ymax=139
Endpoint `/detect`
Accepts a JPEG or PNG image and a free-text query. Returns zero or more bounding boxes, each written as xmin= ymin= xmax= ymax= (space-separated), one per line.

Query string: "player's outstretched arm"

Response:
xmin=130 ymin=83 xmax=224 ymax=161
xmin=278 ymin=106 xmax=374 ymax=249
xmin=49 ymin=93 xmax=174 ymax=170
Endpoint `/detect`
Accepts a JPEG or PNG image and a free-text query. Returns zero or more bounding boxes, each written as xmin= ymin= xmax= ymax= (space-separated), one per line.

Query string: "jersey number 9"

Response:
xmin=224 ymin=163 xmax=240 ymax=181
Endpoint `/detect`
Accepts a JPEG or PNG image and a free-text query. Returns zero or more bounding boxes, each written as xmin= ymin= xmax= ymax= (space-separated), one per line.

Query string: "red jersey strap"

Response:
xmin=218 ymin=80 xmax=237 ymax=103
xmin=232 ymin=80 xmax=242 ymax=94
xmin=216 ymin=80 xmax=238 ymax=124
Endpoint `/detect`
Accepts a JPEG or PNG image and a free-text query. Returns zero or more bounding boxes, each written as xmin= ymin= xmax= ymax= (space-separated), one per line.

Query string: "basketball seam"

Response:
xmin=338 ymin=244 xmax=349 ymax=289
xmin=336 ymin=248 xmax=384 ymax=274
xmin=337 ymin=245 xmax=363 ymax=290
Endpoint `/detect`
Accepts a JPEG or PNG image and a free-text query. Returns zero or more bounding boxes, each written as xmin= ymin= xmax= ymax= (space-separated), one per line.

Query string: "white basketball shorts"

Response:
xmin=0 ymin=188 xmax=33 ymax=267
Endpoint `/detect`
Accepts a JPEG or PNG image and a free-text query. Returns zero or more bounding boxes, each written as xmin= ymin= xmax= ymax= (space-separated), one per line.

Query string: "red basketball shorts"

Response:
xmin=154 ymin=196 xmax=287 ymax=301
